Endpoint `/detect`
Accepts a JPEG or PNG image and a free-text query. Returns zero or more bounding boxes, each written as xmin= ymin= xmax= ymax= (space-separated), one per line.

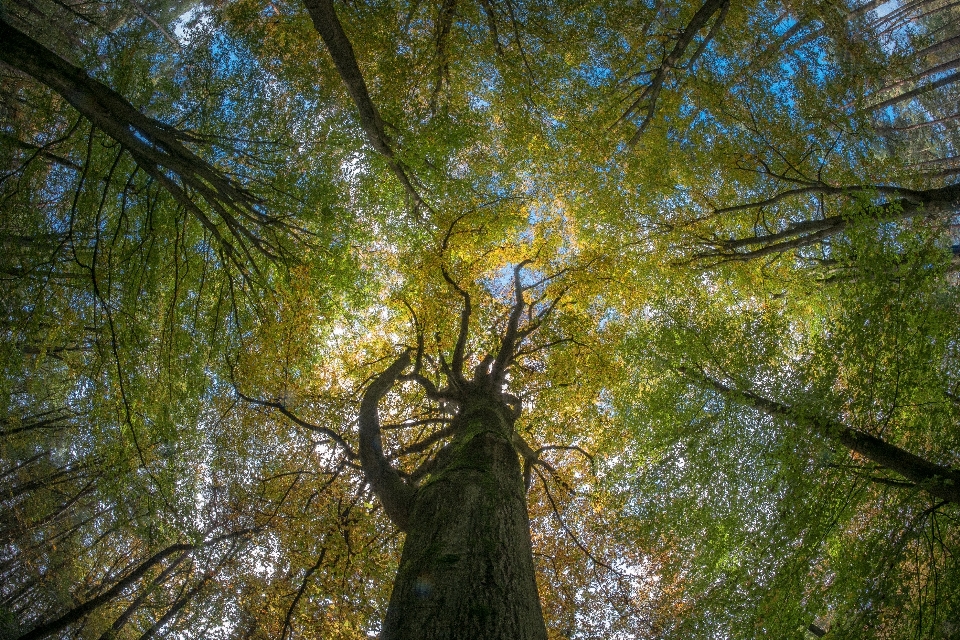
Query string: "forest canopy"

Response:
xmin=2 ymin=0 xmax=960 ymax=637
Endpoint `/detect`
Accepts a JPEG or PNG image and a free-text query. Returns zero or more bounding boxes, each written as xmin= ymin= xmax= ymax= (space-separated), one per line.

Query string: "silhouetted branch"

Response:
xmin=694 ymin=182 xmax=960 ymax=263
xmin=616 ymin=0 xmax=729 ymax=146
xmin=397 ymin=424 xmax=456 ymax=456
xmin=232 ymin=388 xmax=358 ymax=460
xmin=534 ymin=467 xmax=625 ymax=576
xmin=492 ymin=259 xmax=533 ymax=381
xmin=681 ymin=367 xmax=960 ymax=505
xmin=17 ymin=528 xmax=256 ymax=640
xmin=280 ymin=549 xmax=327 ymax=640
xmin=0 ymin=17 xmax=291 ymax=275
xmin=441 ymin=267 xmax=472 ymax=383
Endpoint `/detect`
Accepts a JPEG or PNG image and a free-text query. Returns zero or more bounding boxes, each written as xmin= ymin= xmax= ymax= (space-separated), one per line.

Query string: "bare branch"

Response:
xmin=280 ymin=549 xmax=327 ymax=640
xmin=430 ymin=0 xmax=458 ymax=110
xmin=16 ymin=528 xmax=256 ymax=640
xmin=514 ymin=337 xmax=582 ymax=360
xmin=382 ymin=417 xmax=453 ymax=430
xmin=0 ymin=18 xmax=291 ymax=275
xmin=478 ymin=0 xmax=504 ymax=54
xmin=864 ymin=69 xmax=960 ymax=113
xmin=535 ymin=444 xmax=595 ymax=467
xmin=710 ymin=183 xmax=923 ymax=217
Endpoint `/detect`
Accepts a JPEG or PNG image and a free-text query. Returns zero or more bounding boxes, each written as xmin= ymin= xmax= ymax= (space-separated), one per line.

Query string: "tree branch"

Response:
xmin=302 ymin=0 xmax=429 ymax=212
xmin=232 ymin=387 xmax=358 ymax=460
xmin=397 ymin=424 xmax=456 ymax=456
xmin=441 ymin=267 xmax=472 ymax=383
xmin=696 ymin=182 xmax=960 ymax=262
xmin=492 ymin=259 xmax=532 ymax=382
xmin=0 ymin=17 xmax=288 ymax=273
xmin=16 ymin=528 xmax=256 ymax=640
xmin=358 ymin=350 xmax=415 ymax=530
xmin=280 ymin=549 xmax=327 ymax=640
xmin=616 ymin=0 xmax=729 ymax=146
xmin=534 ymin=467 xmax=625 ymax=575
xmin=682 ymin=368 xmax=960 ymax=505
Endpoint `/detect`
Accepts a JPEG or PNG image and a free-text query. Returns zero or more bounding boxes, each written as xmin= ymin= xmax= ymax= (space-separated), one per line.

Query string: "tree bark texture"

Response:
xmin=381 ymin=395 xmax=547 ymax=640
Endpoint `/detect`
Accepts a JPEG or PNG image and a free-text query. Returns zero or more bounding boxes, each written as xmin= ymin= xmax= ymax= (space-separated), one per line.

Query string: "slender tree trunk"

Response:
xmin=381 ymin=395 xmax=547 ymax=640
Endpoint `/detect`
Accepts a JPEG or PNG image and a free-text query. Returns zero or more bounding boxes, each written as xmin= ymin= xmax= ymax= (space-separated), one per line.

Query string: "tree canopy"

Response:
xmin=3 ymin=0 xmax=960 ymax=637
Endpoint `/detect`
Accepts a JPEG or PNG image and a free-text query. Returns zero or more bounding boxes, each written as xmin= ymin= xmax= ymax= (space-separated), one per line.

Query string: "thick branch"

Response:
xmin=302 ymin=0 xmax=428 ymax=211
xmin=0 ymin=17 xmax=282 ymax=269
xmin=700 ymin=182 xmax=960 ymax=261
xmin=398 ymin=424 xmax=456 ymax=455
xmin=687 ymin=370 xmax=960 ymax=505
xmin=359 ymin=350 xmax=415 ymax=530
xmin=94 ymin=552 xmax=190 ymax=640
xmin=430 ymin=0 xmax=458 ymax=108
xmin=399 ymin=372 xmax=457 ymax=402
xmin=441 ymin=267 xmax=472 ymax=383
xmin=879 ymin=110 xmax=960 ymax=133
xmin=711 ymin=183 xmax=924 ymax=218
xmin=865 ymin=69 xmax=960 ymax=113
xmin=17 ymin=529 xmax=255 ymax=640
xmin=874 ymin=55 xmax=960 ymax=97
xmin=492 ymin=260 xmax=532 ymax=382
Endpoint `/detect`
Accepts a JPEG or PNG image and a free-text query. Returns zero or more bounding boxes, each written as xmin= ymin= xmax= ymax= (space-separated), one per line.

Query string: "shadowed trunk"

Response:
xmin=382 ymin=393 xmax=546 ymax=640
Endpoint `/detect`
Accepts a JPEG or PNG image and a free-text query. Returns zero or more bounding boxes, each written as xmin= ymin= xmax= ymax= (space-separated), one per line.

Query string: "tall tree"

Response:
xmin=3 ymin=0 xmax=960 ymax=637
xmin=357 ymin=264 xmax=554 ymax=639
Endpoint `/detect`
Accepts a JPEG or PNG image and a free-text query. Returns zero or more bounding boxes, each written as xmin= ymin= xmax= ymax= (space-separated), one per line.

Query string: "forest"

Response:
xmin=2 ymin=0 xmax=960 ymax=636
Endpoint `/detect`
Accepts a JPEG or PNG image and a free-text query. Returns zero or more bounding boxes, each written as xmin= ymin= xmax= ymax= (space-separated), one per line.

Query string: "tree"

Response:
xmin=3 ymin=0 xmax=960 ymax=637
xmin=357 ymin=263 xmax=554 ymax=639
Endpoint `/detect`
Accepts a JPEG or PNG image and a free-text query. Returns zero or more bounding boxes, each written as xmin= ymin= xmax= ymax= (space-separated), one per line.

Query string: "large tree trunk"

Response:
xmin=381 ymin=395 xmax=547 ymax=640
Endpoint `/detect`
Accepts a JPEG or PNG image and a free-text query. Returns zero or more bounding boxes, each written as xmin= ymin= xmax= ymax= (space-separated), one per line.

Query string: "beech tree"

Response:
xmin=2 ymin=0 xmax=960 ymax=638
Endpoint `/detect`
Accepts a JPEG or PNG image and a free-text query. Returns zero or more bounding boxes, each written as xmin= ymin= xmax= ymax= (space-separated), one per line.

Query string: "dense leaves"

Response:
xmin=2 ymin=0 xmax=960 ymax=637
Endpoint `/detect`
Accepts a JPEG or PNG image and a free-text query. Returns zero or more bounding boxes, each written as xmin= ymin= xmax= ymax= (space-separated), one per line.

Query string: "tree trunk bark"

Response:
xmin=381 ymin=395 xmax=547 ymax=640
